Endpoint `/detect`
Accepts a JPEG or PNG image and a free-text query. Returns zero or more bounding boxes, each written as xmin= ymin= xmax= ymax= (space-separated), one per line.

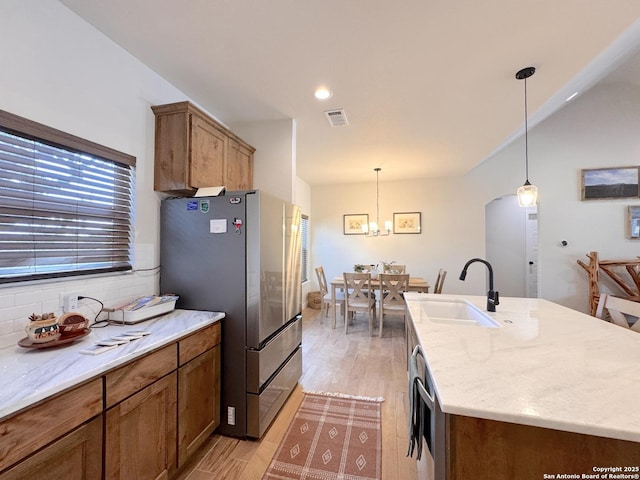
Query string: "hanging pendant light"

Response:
xmin=515 ymin=66 xmax=538 ymax=207
xmin=362 ymin=167 xmax=392 ymax=236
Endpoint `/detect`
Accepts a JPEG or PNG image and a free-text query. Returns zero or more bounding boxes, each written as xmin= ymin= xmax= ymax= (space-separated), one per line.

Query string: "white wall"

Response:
xmin=231 ymin=119 xmax=297 ymax=203
xmin=3 ymin=2 xmax=638 ymax=351
xmin=311 ymin=175 xmax=487 ymax=296
xmin=472 ymin=82 xmax=640 ymax=311
xmin=0 ymin=3 xmax=310 ymax=348
xmin=311 ymin=81 xmax=640 ymax=313
xmin=0 ymin=1 xmax=230 ymax=347
xmin=0 ymin=2 xmax=171 ymax=346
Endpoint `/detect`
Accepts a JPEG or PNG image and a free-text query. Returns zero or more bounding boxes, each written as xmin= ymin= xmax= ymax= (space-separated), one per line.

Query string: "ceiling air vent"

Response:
xmin=325 ymin=109 xmax=348 ymax=127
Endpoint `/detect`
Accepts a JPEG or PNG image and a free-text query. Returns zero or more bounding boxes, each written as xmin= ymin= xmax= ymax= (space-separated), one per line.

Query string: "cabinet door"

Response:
xmin=226 ymin=138 xmax=254 ymax=191
xmin=105 ymin=372 xmax=177 ymax=480
xmin=0 ymin=378 xmax=102 ymax=472
xmin=190 ymin=115 xmax=226 ymax=189
xmin=177 ymin=346 xmax=221 ymax=467
xmin=0 ymin=417 xmax=102 ymax=480
xmin=153 ymin=111 xmax=191 ymax=193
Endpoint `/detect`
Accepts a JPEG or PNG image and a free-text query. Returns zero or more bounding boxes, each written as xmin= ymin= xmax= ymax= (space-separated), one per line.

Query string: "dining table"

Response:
xmin=329 ymin=275 xmax=430 ymax=329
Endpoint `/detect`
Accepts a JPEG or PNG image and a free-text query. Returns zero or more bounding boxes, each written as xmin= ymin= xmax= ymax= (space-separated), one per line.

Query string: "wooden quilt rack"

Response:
xmin=577 ymin=251 xmax=640 ymax=316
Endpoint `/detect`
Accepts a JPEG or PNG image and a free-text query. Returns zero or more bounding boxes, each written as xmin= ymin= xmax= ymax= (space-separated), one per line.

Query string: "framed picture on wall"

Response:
xmin=581 ymin=166 xmax=640 ymax=200
xmin=343 ymin=214 xmax=368 ymax=235
xmin=393 ymin=212 xmax=421 ymax=234
xmin=628 ymin=206 xmax=640 ymax=239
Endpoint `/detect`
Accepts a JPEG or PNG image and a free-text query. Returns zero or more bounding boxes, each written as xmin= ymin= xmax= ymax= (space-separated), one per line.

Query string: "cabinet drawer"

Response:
xmin=0 ymin=416 xmax=102 ymax=480
xmin=105 ymin=344 xmax=177 ymax=408
xmin=179 ymin=322 xmax=221 ymax=366
xmin=0 ymin=378 xmax=102 ymax=472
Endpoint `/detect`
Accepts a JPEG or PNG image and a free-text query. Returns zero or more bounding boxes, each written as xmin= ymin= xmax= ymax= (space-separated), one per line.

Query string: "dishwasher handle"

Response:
xmin=415 ymin=375 xmax=434 ymax=411
xmin=408 ymin=345 xmax=435 ymax=460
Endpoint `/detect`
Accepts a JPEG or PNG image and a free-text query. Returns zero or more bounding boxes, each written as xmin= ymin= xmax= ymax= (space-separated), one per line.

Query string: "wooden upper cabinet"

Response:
xmin=152 ymin=101 xmax=254 ymax=195
xmin=191 ymin=114 xmax=226 ymax=189
xmin=227 ymin=137 xmax=254 ymax=191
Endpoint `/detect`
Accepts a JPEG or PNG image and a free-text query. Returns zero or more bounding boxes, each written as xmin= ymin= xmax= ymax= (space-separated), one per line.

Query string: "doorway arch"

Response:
xmin=485 ymin=194 xmax=538 ymax=298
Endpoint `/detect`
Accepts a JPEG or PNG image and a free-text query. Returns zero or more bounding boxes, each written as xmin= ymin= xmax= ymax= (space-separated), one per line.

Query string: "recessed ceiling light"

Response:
xmin=314 ymin=86 xmax=333 ymax=100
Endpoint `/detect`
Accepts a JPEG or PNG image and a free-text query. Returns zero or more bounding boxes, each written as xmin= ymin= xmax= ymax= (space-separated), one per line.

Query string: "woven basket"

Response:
xmin=308 ymin=291 xmax=322 ymax=309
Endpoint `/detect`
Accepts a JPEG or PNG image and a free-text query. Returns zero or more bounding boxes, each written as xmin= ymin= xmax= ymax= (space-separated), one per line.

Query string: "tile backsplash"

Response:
xmin=0 ymin=243 xmax=160 ymax=349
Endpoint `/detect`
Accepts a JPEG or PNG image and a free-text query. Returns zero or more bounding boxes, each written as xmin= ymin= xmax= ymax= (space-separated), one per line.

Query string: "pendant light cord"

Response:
xmin=524 ymin=75 xmax=529 ymax=183
xmin=375 ymin=168 xmax=380 ymax=227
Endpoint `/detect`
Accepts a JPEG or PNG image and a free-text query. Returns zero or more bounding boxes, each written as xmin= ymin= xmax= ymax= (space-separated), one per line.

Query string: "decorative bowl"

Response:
xmin=25 ymin=315 xmax=60 ymax=343
xmin=57 ymin=312 xmax=89 ymax=336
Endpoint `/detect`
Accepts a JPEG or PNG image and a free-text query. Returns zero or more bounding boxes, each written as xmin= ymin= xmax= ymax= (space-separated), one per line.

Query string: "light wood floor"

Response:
xmin=176 ymin=306 xmax=418 ymax=480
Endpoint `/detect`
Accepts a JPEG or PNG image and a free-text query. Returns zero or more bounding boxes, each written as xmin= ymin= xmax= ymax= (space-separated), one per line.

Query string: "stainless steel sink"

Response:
xmin=418 ymin=297 xmax=501 ymax=328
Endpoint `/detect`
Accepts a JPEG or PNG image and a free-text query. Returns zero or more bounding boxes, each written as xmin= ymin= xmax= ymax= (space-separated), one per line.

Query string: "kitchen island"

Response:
xmin=0 ymin=309 xmax=224 ymax=479
xmin=404 ymin=292 xmax=640 ymax=480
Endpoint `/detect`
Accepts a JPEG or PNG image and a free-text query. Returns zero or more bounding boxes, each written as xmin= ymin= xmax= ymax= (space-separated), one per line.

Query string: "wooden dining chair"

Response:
xmin=385 ymin=264 xmax=406 ymax=274
xmin=434 ymin=268 xmax=447 ymax=294
xmin=343 ymin=272 xmax=376 ymax=335
xmin=315 ymin=266 xmax=345 ymax=322
xmin=595 ymin=294 xmax=640 ymax=332
xmin=378 ymin=273 xmax=410 ymax=337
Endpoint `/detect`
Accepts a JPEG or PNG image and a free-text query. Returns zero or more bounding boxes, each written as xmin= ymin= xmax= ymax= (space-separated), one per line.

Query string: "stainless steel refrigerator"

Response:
xmin=160 ymin=190 xmax=302 ymax=438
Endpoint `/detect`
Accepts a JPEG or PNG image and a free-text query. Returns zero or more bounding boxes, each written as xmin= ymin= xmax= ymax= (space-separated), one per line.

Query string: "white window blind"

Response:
xmin=0 ymin=111 xmax=135 ymax=283
xmin=301 ymin=214 xmax=309 ymax=283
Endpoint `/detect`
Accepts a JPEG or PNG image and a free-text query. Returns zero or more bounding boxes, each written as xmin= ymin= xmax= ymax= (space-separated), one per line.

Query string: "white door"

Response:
xmin=485 ymin=195 xmax=538 ymax=298
xmin=525 ymin=207 xmax=539 ymax=298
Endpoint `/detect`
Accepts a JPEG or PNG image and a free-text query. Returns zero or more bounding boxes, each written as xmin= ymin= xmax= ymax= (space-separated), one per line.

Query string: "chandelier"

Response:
xmin=362 ymin=167 xmax=392 ymax=236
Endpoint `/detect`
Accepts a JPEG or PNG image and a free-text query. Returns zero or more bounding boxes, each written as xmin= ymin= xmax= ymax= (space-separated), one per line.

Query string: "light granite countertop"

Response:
xmin=0 ymin=309 xmax=224 ymax=420
xmin=404 ymin=292 xmax=640 ymax=443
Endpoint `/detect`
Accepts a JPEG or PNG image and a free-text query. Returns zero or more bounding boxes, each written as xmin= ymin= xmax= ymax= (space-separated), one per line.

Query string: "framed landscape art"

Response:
xmin=581 ymin=166 xmax=640 ymax=200
xmin=393 ymin=212 xmax=421 ymax=234
xmin=343 ymin=214 xmax=368 ymax=235
xmin=629 ymin=206 xmax=640 ymax=239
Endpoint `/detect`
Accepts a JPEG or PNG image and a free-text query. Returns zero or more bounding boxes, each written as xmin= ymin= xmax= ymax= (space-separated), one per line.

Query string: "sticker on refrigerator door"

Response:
xmin=210 ymin=219 xmax=227 ymax=234
xmin=186 ymin=200 xmax=198 ymax=211
xmin=233 ymin=218 xmax=243 ymax=234
xmin=199 ymin=200 xmax=210 ymax=213
xmin=229 ymin=197 xmax=242 ymax=204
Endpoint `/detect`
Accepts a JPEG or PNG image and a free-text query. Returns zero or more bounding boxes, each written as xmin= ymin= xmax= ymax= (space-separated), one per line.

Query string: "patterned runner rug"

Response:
xmin=262 ymin=392 xmax=383 ymax=480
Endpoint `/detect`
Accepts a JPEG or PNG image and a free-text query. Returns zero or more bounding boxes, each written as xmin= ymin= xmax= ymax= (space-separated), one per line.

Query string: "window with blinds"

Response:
xmin=301 ymin=214 xmax=309 ymax=283
xmin=0 ymin=110 xmax=135 ymax=284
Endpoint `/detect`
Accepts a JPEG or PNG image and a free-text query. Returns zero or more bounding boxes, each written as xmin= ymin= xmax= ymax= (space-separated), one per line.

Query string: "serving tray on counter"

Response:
xmin=18 ymin=328 xmax=91 ymax=349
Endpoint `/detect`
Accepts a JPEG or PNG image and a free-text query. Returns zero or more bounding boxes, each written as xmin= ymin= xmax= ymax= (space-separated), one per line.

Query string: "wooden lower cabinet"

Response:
xmin=437 ymin=414 xmax=640 ymax=480
xmin=105 ymin=344 xmax=177 ymax=408
xmin=105 ymin=372 xmax=178 ymax=480
xmin=0 ymin=378 xmax=102 ymax=477
xmin=177 ymin=345 xmax=221 ymax=467
xmin=0 ymin=323 xmax=221 ymax=480
xmin=0 ymin=417 xmax=102 ymax=480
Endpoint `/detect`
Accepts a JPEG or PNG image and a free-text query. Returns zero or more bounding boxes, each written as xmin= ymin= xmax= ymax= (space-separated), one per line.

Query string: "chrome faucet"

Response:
xmin=459 ymin=258 xmax=499 ymax=312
